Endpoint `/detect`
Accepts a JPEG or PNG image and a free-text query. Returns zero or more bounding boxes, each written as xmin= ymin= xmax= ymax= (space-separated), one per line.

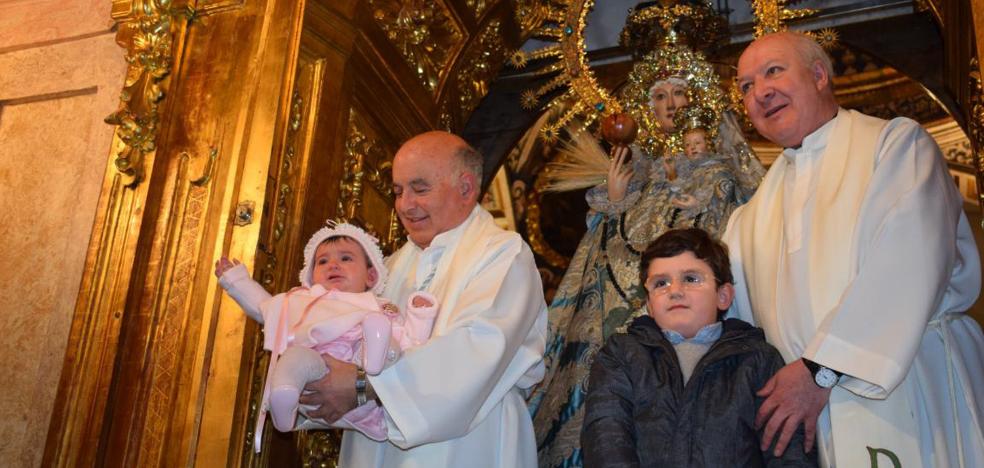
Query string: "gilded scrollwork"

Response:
xmin=339 ymin=109 xmax=404 ymax=255
xmin=748 ymin=0 xmax=816 ymax=37
xmin=967 ymin=57 xmax=984 ymax=211
xmin=369 ymin=0 xmax=463 ymax=94
xmin=513 ymin=0 xmax=555 ymax=37
xmin=105 ymin=1 xmax=196 ymax=186
xmin=466 ymin=0 xmax=489 ymax=20
xmin=457 ymin=19 xmax=505 ymax=117
xmin=298 ymin=431 xmax=343 ymax=468
xmin=257 ymin=90 xmax=305 ymax=290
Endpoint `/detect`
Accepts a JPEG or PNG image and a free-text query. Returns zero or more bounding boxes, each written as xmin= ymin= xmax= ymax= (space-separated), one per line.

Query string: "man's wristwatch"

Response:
xmin=355 ymin=368 xmax=368 ymax=406
xmin=802 ymin=358 xmax=841 ymax=389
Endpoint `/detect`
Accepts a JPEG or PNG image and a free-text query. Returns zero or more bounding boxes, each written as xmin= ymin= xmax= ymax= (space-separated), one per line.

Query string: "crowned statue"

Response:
xmin=527 ymin=3 xmax=766 ymax=466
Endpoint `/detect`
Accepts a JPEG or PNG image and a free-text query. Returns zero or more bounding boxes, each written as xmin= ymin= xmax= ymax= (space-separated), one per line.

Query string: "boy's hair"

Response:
xmin=638 ymin=228 xmax=734 ymax=289
xmin=318 ymin=235 xmax=373 ymax=268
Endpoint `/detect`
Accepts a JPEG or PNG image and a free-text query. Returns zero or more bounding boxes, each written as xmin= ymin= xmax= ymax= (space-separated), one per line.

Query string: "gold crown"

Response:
xmin=619 ymin=1 xmax=728 ymax=58
xmin=674 ymin=104 xmax=718 ymax=138
xmin=620 ymin=43 xmax=729 ymax=156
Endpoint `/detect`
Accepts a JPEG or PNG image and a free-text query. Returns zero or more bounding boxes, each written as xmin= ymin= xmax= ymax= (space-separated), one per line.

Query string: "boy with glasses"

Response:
xmin=581 ymin=228 xmax=816 ymax=467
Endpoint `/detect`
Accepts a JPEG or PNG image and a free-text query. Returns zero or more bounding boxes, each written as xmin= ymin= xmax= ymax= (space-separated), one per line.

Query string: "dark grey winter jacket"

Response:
xmin=581 ymin=316 xmax=817 ymax=467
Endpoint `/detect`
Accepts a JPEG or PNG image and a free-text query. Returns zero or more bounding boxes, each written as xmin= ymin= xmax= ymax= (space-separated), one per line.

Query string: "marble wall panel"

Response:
xmin=0 ymin=0 xmax=114 ymax=51
xmin=0 ymin=5 xmax=126 ymax=464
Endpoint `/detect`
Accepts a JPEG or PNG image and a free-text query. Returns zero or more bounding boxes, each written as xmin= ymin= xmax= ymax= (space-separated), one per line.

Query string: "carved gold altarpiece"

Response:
xmin=43 ymin=0 xmax=522 ymax=466
xmin=40 ymin=0 xmax=984 ymax=466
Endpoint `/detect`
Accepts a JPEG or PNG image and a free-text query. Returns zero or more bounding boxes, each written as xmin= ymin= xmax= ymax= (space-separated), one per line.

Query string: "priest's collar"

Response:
xmin=782 ymin=108 xmax=843 ymax=160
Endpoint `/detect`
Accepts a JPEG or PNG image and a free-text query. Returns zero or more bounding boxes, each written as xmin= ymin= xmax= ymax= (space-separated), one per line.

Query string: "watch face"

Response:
xmin=815 ymin=367 xmax=838 ymax=388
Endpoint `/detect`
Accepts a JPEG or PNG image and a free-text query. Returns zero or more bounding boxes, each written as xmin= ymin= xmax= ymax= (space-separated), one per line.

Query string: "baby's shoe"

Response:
xmin=269 ymin=384 xmax=301 ymax=432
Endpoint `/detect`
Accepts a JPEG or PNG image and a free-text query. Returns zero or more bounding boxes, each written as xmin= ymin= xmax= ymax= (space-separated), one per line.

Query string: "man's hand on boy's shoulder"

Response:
xmin=755 ymin=359 xmax=831 ymax=457
xmin=214 ymin=256 xmax=241 ymax=278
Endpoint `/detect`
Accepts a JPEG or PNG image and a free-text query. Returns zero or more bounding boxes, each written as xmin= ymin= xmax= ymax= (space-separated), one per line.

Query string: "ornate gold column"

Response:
xmin=43 ymin=0 xmax=304 ymax=466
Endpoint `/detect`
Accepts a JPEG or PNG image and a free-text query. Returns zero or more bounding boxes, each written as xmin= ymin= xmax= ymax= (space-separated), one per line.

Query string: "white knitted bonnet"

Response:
xmin=297 ymin=220 xmax=388 ymax=295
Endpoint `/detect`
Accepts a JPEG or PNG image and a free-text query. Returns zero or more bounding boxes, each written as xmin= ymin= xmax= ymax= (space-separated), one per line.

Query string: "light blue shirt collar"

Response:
xmin=662 ymin=321 xmax=723 ymax=345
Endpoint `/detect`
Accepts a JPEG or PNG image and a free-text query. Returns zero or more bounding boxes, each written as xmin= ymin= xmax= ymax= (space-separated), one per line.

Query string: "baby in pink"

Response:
xmin=216 ymin=221 xmax=437 ymax=451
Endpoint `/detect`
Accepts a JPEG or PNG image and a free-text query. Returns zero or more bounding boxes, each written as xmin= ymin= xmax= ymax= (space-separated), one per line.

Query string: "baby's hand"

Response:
xmin=214 ymin=256 xmax=241 ymax=278
xmin=412 ymin=295 xmax=433 ymax=308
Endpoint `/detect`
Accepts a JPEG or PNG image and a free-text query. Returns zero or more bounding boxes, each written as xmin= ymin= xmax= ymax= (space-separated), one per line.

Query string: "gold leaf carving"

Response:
xmin=457 ymin=19 xmax=504 ymax=116
xmin=967 ymin=57 xmax=984 ymax=213
xmin=339 ymin=109 xmax=404 ymax=254
xmin=105 ymin=2 xmax=196 ymax=186
xmin=370 ymin=0 xmax=463 ymax=94
xmin=513 ymin=0 xmax=554 ymax=36
xmin=141 ymin=149 xmax=212 ymax=466
xmin=298 ymin=431 xmax=343 ymax=468
xmin=466 ymin=0 xmax=489 ymax=19
xmin=749 ymin=0 xmax=817 ymax=37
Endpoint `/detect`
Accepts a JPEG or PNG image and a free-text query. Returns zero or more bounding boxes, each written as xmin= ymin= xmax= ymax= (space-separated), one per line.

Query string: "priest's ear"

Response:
xmin=457 ymin=170 xmax=479 ymax=201
xmin=811 ymin=59 xmax=832 ymax=93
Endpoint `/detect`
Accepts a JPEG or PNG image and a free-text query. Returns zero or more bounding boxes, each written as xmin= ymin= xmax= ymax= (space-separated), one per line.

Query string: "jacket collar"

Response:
xmin=627 ymin=315 xmax=762 ymax=350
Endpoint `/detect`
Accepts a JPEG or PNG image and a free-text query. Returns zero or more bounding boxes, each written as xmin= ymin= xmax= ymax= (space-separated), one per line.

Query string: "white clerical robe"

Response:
xmin=339 ymin=206 xmax=549 ymax=467
xmin=724 ymin=109 xmax=984 ymax=467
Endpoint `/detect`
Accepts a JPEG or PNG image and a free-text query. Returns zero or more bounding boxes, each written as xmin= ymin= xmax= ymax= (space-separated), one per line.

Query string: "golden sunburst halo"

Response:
xmin=509 ymin=50 xmax=529 ymax=69
xmin=520 ymin=89 xmax=539 ymax=110
xmin=813 ymin=27 xmax=840 ymax=49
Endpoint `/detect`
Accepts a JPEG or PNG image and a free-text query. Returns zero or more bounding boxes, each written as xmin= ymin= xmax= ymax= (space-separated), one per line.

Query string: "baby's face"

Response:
xmin=683 ymin=130 xmax=708 ymax=158
xmin=310 ymin=237 xmax=377 ymax=293
xmin=643 ymin=251 xmax=732 ymax=338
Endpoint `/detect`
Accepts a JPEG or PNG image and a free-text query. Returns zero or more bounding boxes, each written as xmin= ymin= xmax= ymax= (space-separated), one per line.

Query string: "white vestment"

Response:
xmin=724 ymin=109 xmax=984 ymax=467
xmin=339 ymin=206 xmax=549 ymax=467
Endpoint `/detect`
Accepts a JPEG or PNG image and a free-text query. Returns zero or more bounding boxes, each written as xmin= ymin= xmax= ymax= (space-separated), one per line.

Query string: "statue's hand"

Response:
xmin=671 ymin=194 xmax=698 ymax=209
xmin=607 ymin=146 xmax=633 ymax=202
xmin=662 ymin=157 xmax=677 ymax=181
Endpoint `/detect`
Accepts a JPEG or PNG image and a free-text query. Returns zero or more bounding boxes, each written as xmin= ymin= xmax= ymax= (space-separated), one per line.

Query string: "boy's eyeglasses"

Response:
xmin=644 ymin=272 xmax=715 ymax=295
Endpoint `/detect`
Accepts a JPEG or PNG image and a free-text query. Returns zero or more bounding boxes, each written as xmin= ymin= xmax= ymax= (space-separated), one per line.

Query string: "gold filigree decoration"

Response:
xmin=466 ymin=0 xmax=490 ymax=20
xmin=257 ymin=91 xmax=304 ymax=288
xmin=241 ymin=346 xmax=268 ymax=462
xmin=298 ymin=431 xmax=342 ymax=468
xmin=749 ymin=0 xmax=817 ymax=37
xmin=813 ymin=27 xmax=840 ymax=49
xmin=105 ymin=1 xmax=197 ymax=186
xmin=370 ymin=0 xmax=463 ymax=94
xmin=509 ymin=0 xmax=621 ymax=140
xmin=967 ymin=57 xmax=984 ymax=215
xmin=513 ymin=0 xmax=557 ymax=36
xmin=439 ymin=110 xmax=454 ymax=131
xmin=339 ymin=111 xmax=404 ymax=254
xmin=457 ymin=20 xmax=505 ymax=116
xmin=512 ymin=1 xmax=731 ymax=143
xmin=619 ymin=1 xmax=727 ymax=57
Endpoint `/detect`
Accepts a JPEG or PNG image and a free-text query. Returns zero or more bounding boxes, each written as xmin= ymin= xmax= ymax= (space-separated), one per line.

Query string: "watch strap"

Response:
xmin=355 ymin=367 xmax=368 ymax=406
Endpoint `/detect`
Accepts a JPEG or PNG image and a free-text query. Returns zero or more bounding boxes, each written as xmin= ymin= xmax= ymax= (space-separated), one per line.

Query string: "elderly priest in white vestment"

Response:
xmin=726 ymin=31 xmax=984 ymax=467
xmin=300 ymin=131 xmax=548 ymax=467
